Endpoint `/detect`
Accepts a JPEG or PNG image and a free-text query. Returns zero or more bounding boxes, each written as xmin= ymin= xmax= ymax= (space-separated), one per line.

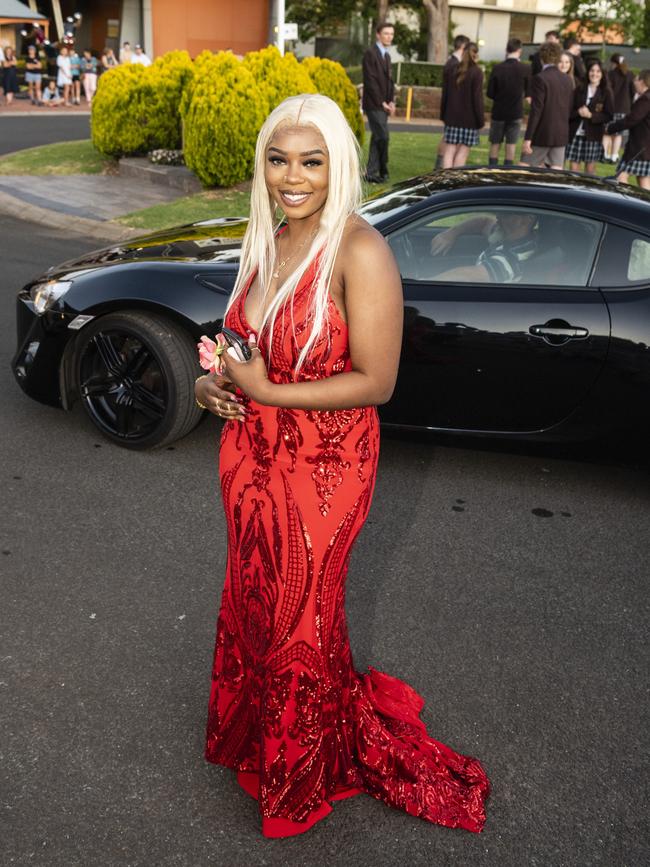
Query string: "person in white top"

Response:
xmin=119 ymin=42 xmax=132 ymax=64
xmin=56 ymin=46 xmax=72 ymax=106
xmin=132 ymin=44 xmax=151 ymax=67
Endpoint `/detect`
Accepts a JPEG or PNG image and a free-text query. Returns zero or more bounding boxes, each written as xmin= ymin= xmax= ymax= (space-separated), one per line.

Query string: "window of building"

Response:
xmin=509 ymin=14 xmax=535 ymax=43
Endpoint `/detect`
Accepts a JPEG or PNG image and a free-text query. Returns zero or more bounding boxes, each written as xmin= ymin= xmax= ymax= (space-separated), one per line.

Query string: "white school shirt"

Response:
xmin=576 ymin=83 xmax=597 ymax=137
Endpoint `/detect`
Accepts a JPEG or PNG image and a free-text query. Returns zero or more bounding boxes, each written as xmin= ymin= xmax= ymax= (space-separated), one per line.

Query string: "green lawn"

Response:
xmin=117 ymin=188 xmax=252 ymax=230
xmin=0 ymin=139 xmax=112 ymax=175
xmin=0 ymin=133 xmax=627 ymax=231
xmin=118 ymin=131 xmax=624 ymax=231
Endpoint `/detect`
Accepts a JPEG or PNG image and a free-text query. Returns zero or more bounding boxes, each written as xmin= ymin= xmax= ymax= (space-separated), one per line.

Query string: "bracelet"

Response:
xmin=195 ymin=374 xmax=209 ymax=410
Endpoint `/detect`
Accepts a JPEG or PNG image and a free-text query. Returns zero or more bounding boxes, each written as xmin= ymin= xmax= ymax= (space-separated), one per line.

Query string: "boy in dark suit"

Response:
xmin=362 ymin=21 xmax=396 ymax=183
xmin=520 ymin=41 xmax=574 ymax=170
xmin=530 ymin=30 xmax=560 ymax=76
xmin=487 ymin=38 xmax=530 ymax=166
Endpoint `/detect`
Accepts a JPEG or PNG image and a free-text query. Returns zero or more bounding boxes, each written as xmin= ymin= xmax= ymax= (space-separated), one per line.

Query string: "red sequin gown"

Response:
xmin=204 ymin=256 xmax=491 ymax=838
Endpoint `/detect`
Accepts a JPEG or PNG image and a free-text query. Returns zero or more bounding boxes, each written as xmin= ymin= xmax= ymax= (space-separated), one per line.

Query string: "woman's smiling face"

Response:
xmin=588 ymin=63 xmax=603 ymax=86
xmin=265 ymin=124 xmax=329 ymax=220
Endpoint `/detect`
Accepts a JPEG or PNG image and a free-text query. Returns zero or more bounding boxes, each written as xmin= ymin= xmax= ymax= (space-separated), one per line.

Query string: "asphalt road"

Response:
xmin=0 ymin=115 xmax=439 ymax=159
xmin=0 ymin=115 xmax=91 ymax=155
xmin=2 ymin=216 xmax=649 ymax=867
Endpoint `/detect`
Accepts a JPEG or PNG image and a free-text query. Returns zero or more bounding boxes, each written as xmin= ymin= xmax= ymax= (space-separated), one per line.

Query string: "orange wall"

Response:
xmin=152 ymin=0 xmax=270 ymax=58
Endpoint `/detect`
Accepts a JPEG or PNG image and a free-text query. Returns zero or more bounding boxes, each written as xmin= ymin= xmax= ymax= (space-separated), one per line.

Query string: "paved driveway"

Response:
xmin=2 ymin=216 xmax=648 ymax=867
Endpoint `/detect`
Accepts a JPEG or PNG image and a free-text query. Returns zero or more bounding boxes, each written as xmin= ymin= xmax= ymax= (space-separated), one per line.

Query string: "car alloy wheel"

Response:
xmin=75 ymin=311 xmax=203 ymax=449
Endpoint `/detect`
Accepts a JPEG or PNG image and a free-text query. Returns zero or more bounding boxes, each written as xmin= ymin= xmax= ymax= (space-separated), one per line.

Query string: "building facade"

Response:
xmin=449 ymin=0 xmax=563 ymax=61
xmin=28 ymin=0 xmax=272 ymax=57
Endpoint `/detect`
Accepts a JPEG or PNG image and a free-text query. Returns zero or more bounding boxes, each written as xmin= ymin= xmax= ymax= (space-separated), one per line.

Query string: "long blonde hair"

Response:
xmin=225 ymin=93 xmax=362 ymax=374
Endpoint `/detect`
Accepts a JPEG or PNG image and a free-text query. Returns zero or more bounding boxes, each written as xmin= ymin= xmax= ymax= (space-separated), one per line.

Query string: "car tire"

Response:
xmin=75 ymin=310 xmax=203 ymax=450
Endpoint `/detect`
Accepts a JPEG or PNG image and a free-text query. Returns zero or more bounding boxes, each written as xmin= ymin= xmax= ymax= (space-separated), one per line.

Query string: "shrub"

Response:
xmin=243 ymin=45 xmax=316 ymax=113
xmin=91 ymin=50 xmax=193 ymax=157
xmin=345 ymin=65 xmax=362 ymax=85
xmin=396 ymin=61 xmax=444 ymax=87
xmin=301 ymin=56 xmax=364 ymax=144
xmin=91 ymin=64 xmax=151 ymax=157
xmin=180 ymin=51 xmax=267 ymax=187
xmin=145 ymin=50 xmax=194 ymax=148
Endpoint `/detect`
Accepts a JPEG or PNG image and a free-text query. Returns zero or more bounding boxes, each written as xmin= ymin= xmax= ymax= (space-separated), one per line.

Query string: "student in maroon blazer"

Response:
xmin=566 ymin=60 xmax=614 ymax=174
xmin=520 ymin=41 xmax=574 ymax=170
xmin=529 ymin=30 xmax=561 ymax=76
xmin=607 ymin=69 xmax=650 ymax=190
xmin=442 ymin=42 xmax=485 ymax=168
xmin=603 ymin=54 xmax=637 ymax=162
xmin=487 ymin=37 xmax=531 ymax=166
xmin=436 ymin=34 xmax=470 ymax=168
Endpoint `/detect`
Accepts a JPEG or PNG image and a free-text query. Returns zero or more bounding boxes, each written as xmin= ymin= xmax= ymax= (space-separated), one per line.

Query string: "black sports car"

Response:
xmin=12 ymin=168 xmax=650 ymax=449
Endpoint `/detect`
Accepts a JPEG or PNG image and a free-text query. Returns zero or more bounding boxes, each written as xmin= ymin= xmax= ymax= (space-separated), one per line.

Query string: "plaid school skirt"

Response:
xmin=617 ymin=157 xmax=650 ymax=177
xmin=565 ymin=136 xmax=604 ymax=163
xmin=610 ymin=112 xmax=629 ymax=144
xmin=444 ymin=126 xmax=480 ymax=147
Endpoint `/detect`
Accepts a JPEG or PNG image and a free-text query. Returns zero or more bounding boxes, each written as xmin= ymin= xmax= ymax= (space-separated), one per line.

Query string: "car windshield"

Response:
xmin=357 ymin=179 xmax=433 ymax=225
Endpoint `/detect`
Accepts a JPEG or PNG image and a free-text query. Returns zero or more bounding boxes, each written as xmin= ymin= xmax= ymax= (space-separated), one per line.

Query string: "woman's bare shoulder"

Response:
xmin=339 ymin=214 xmax=391 ymax=261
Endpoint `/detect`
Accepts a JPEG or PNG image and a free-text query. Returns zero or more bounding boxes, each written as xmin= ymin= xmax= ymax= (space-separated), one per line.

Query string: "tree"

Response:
xmin=422 ymin=0 xmax=449 ymax=62
xmin=286 ymin=0 xmax=361 ymax=41
xmin=644 ymin=0 xmax=650 ymax=45
xmin=560 ymin=0 xmax=643 ymax=45
xmin=287 ymin=0 xmax=451 ymax=63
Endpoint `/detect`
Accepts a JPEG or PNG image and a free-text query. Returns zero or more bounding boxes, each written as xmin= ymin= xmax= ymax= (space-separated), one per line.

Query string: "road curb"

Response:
xmin=119 ymin=157 xmax=203 ymax=194
xmin=0 ymin=189 xmax=142 ymax=242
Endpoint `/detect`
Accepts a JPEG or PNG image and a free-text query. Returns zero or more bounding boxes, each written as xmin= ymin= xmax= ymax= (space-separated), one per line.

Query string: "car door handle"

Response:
xmin=529 ymin=324 xmax=589 ymax=340
xmin=195 ymin=275 xmax=231 ymax=295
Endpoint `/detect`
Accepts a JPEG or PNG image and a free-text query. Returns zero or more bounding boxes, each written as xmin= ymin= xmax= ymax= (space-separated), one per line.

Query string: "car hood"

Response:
xmin=44 ymin=217 xmax=248 ymax=280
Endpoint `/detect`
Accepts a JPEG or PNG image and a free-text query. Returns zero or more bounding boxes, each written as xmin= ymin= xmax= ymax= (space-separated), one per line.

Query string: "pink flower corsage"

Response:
xmin=198 ymin=333 xmax=227 ymax=375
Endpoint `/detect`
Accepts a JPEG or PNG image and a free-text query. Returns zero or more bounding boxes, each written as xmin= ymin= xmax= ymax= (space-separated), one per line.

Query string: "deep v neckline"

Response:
xmin=242 ymin=226 xmax=325 ymax=334
xmin=241 ymin=226 xmax=289 ymax=334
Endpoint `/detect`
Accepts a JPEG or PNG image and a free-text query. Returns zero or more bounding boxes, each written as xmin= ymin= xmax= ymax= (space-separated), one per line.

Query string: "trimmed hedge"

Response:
xmin=92 ymin=46 xmax=363 ymax=187
xmin=243 ymin=45 xmax=316 ymax=110
xmin=301 ymin=56 xmax=364 ymax=144
xmin=180 ymin=51 xmax=267 ymax=188
xmin=91 ymin=50 xmax=193 ymax=157
xmin=396 ymin=61 xmax=444 ymax=87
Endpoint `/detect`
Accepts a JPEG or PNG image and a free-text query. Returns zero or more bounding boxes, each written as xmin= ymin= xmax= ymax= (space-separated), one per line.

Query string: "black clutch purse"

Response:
xmin=221 ymin=326 xmax=252 ymax=362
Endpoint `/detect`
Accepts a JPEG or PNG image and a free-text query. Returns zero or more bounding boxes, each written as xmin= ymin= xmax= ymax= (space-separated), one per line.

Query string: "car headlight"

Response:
xmin=29 ymin=280 xmax=72 ymax=313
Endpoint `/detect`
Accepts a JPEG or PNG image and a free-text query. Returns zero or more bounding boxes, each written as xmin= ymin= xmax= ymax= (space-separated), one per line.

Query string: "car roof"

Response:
xmin=362 ymin=167 xmax=650 ymax=232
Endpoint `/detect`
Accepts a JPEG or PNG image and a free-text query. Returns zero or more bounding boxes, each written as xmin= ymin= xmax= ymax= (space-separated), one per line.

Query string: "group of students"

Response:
xmin=438 ymin=31 xmax=650 ymax=189
xmin=1 ymin=39 xmax=151 ymax=109
xmin=31 ymin=45 xmax=98 ymax=107
xmin=0 ymin=42 xmax=98 ymax=107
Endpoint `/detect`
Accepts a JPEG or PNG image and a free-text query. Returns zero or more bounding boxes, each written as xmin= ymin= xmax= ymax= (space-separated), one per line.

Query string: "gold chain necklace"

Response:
xmin=272 ymin=228 xmax=318 ymax=279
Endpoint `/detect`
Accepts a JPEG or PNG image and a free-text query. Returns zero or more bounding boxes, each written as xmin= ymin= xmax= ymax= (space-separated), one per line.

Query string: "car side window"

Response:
xmin=628 ymin=238 xmax=650 ymax=282
xmin=387 ymin=206 xmax=602 ymax=287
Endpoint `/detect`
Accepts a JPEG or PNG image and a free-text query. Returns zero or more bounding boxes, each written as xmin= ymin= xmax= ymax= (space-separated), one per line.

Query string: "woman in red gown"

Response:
xmin=195 ymin=94 xmax=490 ymax=838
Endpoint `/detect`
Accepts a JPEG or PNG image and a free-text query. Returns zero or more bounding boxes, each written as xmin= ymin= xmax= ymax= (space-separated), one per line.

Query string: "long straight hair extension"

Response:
xmin=225 ymin=93 xmax=363 ymax=376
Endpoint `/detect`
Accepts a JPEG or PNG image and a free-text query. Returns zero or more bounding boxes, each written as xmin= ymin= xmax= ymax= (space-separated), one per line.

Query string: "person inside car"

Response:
xmin=429 ymin=211 xmax=539 ymax=282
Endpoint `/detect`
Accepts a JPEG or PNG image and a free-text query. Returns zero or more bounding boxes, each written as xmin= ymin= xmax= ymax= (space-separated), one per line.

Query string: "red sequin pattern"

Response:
xmin=204 ymin=258 xmax=491 ymax=837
